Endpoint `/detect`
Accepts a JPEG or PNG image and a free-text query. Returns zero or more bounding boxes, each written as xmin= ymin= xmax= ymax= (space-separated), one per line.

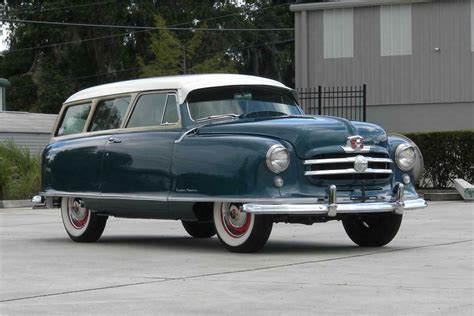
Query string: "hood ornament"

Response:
xmin=342 ymin=135 xmax=370 ymax=153
xmin=348 ymin=135 xmax=364 ymax=150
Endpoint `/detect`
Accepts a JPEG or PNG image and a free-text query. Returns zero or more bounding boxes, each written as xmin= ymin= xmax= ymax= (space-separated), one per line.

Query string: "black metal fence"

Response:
xmin=297 ymin=85 xmax=367 ymax=121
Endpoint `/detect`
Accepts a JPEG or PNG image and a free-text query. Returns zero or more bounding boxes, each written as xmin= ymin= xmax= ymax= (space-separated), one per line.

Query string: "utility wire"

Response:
xmin=2 ymin=2 xmax=293 ymax=54
xmin=0 ymin=18 xmax=295 ymax=32
xmin=5 ymin=1 xmax=116 ymax=15
xmin=10 ymin=38 xmax=295 ymax=90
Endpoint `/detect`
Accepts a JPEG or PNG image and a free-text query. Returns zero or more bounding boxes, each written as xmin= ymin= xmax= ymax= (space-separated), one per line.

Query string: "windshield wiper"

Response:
xmin=239 ymin=111 xmax=289 ymax=119
xmin=195 ymin=114 xmax=239 ymax=122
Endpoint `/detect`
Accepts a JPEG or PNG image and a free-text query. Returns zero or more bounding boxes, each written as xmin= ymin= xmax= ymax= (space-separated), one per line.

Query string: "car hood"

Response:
xmin=198 ymin=116 xmax=388 ymax=159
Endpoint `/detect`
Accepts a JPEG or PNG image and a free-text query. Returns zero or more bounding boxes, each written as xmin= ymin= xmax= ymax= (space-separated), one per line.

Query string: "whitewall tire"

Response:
xmin=61 ymin=197 xmax=107 ymax=242
xmin=213 ymin=202 xmax=272 ymax=253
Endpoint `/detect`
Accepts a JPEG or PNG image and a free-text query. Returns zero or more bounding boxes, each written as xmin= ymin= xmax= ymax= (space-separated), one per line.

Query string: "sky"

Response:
xmin=0 ymin=24 xmax=9 ymax=52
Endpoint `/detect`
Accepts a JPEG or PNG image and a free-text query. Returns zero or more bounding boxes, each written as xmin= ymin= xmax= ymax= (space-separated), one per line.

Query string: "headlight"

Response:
xmin=395 ymin=143 xmax=416 ymax=171
xmin=266 ymin=144 xmax=290 ymax=173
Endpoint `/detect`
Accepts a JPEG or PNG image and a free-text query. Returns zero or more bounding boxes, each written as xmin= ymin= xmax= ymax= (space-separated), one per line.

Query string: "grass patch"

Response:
xmin=0 ymin=141 xmax=41 ymax=200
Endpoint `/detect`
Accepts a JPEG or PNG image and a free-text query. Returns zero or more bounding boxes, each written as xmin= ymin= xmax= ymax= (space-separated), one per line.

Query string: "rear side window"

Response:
xmin=57 ymin=103 xmax=91 ymax=136
xmin=89 ymin=96 xmax=130 ymax=132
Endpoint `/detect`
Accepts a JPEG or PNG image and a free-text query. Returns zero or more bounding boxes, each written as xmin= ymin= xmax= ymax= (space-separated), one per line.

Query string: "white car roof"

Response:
xmin=65 ymin=74 xmax=293 ymax=104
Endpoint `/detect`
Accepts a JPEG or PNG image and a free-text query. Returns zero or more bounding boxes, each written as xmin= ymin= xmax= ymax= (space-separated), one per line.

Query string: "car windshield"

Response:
xmin=187 ymin=86 xmax=301 ymax=121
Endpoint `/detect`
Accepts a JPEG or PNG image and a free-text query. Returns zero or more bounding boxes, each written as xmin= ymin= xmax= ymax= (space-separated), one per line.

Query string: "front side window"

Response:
xmin=127 ymin=93 xmax=168 ymax=128
xmin=187 ymin=86 xmax=300 ymax=121
xmin=57 ymin=103 xmax=91 ymax=136
xmin=162 ymin=94 xmax=179 ymax=124
xmin=89 ymin=96 xmax=130 ymax=132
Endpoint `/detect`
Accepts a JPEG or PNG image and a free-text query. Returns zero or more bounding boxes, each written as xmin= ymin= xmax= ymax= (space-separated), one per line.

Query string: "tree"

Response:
xmin=138 ymin=15 xmax=237 ymax=77
xmin=1 ymin=0 xmax=296 ymax=114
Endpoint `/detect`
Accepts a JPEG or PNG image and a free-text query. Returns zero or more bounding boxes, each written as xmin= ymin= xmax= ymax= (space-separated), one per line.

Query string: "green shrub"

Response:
xmin=404 ymin=131 xmax=474 ymax=189
xmin=0 ymin=141 xmax=41 ymax=200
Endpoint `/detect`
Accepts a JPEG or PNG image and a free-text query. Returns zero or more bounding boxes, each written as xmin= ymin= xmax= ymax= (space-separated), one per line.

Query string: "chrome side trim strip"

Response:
xmin=174 ymin=127 xmax=199 ymax=143
xmin=304 ymin=168 xmax=393 ymax=176
xmin=304 ymin=157 xmax=393 ymax=165
xmin=42 ymin=191 xmax=168 ymax=202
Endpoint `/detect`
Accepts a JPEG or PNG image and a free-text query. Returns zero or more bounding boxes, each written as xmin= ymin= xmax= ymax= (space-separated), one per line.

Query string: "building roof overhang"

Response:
xmin=290 ymin=0 xmax=431 ymax=12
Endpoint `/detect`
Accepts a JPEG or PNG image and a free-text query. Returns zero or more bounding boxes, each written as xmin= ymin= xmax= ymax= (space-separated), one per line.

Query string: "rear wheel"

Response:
xmin=342 ymin=213 xmax=403 ymax=247
xmin=61 ymin=197 xmax=107 ymax=242
xmin=213 ymin=202 xmax=273 ymax=253
xmin=182 ymin=221 xmax=216 ymax=238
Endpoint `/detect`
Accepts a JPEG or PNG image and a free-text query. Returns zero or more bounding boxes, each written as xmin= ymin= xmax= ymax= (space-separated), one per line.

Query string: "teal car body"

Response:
xmin=37 ymin=74 xmax=426 ymax=252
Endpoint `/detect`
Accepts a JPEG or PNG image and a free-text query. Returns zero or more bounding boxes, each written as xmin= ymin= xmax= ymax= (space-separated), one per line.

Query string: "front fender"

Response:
xmin=388 ymin=134 xmax=424 ymax=195
xmin=171 ymin=134 xmax=284 ymax=199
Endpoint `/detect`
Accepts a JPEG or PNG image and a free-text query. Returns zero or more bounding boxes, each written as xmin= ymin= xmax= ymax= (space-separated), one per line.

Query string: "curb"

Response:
xmin=418 ymin=190 xmax=463 ymax=201
xmin=0 ymin=200 xmax=33 ymax=208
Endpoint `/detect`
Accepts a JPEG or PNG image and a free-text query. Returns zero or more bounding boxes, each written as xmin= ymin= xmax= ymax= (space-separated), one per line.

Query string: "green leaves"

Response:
xmin=138 ymin=16 xmax=237 ymax=77
xmin=0 ymin=141 xmax=41 ymax=200
xmin=405 ymin=131 xmax=474 ymax=189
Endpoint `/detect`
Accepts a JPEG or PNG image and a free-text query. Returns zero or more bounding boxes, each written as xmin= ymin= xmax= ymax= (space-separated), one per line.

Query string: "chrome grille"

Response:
xmin=304 ymin=152 xmax=393 ymax=182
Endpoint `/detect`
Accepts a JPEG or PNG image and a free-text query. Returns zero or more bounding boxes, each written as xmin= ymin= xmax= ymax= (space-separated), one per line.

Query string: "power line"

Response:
xmin=0 ymin=18 xmax=295 ymax=32
xmin=6 ymin=1 xmax=116 ymax=15
xmin=10 ymin=38 xmax=295 ymax=90
xmin=171 ymin=2 xmax=292 ymax=27
xmin=1 ymin=2 xmax=294 ymax=54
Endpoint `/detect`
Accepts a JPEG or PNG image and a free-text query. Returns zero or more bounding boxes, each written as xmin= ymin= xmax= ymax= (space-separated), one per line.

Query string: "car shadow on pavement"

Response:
xmin=38 ymin=235 xmax=394 ymax=255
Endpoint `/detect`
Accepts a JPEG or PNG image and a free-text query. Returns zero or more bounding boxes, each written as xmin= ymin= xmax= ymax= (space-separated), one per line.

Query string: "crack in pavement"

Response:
xmin=1 ymin=238 xmax=472 ymax=304
xmin=0 ymin=222 xmax=62 ymax=227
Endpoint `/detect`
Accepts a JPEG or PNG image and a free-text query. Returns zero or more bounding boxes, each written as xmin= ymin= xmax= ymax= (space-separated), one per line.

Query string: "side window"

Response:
xmin=162 ymin=94 xmax=179 ymax=125
xmin=127 ymin=93 xmax=178 ymax=128
xmin=57 ymin=103 xmax=91 ymax=136
xmin=89 ymin=96 xmax=130 ymax=132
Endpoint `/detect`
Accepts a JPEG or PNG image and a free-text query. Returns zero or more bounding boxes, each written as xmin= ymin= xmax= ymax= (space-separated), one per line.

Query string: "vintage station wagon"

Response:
xmin=34 ymin=74 xmax=426 ymax=252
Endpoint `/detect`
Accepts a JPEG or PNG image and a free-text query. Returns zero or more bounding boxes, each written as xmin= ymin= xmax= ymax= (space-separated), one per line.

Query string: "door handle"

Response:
xmin=107 ymin=137 xmax=122 ymax=144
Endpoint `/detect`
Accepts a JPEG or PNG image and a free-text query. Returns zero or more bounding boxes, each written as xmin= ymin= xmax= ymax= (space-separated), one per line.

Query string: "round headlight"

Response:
xmin=266 ymin=144 xmax=290 ymax=174
xmin=395 ymin=143 xmax=416 ymax=171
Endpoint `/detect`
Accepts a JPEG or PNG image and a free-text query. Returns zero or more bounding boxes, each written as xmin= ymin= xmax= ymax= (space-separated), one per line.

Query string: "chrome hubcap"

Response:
xmin=68 ymin=198 xmax=89 ymax=229
xmin=221 ymin=203 xmax=251 ymax=238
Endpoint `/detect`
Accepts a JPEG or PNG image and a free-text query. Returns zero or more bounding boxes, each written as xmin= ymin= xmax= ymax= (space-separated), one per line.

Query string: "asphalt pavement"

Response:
xmin=0 ymin=201 xmax=473 ymax=315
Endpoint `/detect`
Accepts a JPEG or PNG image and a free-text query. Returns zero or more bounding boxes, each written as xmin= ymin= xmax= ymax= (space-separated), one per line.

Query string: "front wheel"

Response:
xmin=213 ymin=202 xmax=273 ymax=253
xmin=342 ymin=213 xmax=403 ymax=247
xmin=61 ymin=197 xmax=107 ymax=242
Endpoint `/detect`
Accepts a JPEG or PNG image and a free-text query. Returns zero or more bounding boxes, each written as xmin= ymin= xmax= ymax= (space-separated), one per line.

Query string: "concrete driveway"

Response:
xmin=0 ymin=201 xmax=472 ymax=315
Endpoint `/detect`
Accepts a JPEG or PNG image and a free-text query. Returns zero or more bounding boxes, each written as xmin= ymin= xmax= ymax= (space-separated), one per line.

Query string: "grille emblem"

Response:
xmin=347 ymin=135 xmax=364 ymax=150
xmin=354 ymin=155 xmax=368 ymax=173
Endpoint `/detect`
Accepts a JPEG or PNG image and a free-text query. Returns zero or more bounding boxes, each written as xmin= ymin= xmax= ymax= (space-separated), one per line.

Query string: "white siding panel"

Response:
xmin=471 ymin=0 xmax=474 ymax=51
xmin=381 ymin=4 xmax=412 ymax=56
xmin=323 ymin=8 xmax=353 ymax=59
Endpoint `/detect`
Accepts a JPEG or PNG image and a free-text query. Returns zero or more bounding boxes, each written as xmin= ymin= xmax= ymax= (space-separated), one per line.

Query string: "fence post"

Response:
xmin=362 ymin=84 xmax=367 ymax=122
xmin=317 ymin=85 xmax=322 ymax=115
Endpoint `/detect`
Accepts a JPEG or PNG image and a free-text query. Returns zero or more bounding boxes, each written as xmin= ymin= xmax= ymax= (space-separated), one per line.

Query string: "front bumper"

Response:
xmin=243 ymin=183 xmax=427 ymax=216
